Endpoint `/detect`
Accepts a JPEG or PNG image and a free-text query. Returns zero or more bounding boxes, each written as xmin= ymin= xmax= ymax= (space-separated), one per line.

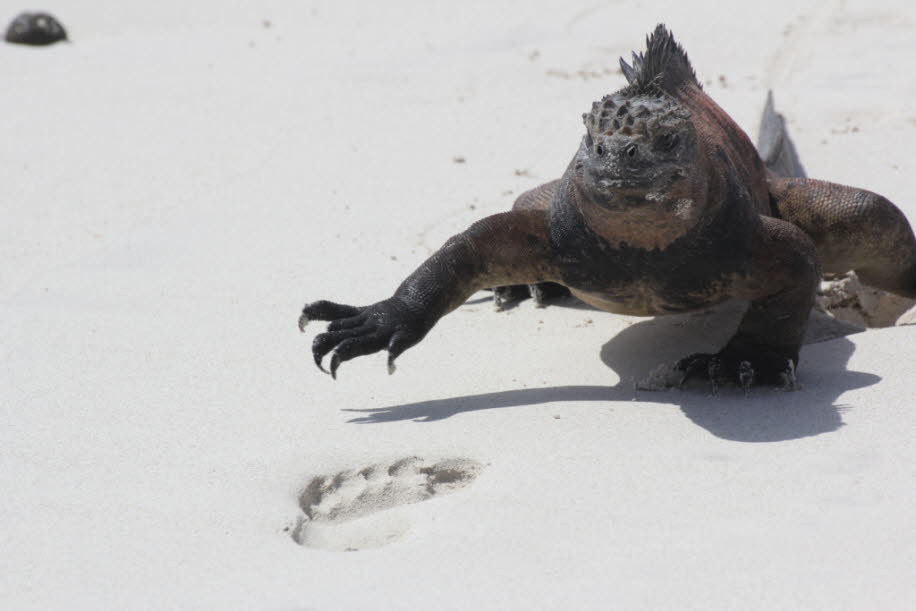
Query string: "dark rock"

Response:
xmin=5 ymin=12 xmax=67 ymax=46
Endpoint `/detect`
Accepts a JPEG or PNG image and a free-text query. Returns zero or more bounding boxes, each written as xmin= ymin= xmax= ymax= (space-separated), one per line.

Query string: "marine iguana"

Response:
xmin=299 ymin=24 xmax=916 ymax=390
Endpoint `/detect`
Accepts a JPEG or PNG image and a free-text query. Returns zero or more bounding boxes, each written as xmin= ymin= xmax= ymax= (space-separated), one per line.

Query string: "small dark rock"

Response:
xmin=5 ymin=12 xmax=68 ymax=46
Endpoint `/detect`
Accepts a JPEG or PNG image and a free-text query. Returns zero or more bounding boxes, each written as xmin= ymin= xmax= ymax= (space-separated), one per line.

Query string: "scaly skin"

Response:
xmin=768 ymin=177 xmax=916 ymax=296
xmin=300 ymin=24 xmax=915 ymax=391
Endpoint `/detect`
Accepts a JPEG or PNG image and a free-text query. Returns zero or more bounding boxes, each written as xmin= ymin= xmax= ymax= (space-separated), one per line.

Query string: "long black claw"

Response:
xmin=738 ymin=361 xmax=754 ymax=398
xmin=707 ymin=357 xmax=722 ymax=396
xmin=329 ymin=352 xmax=341 ymax=380
xmin=298 ymin=312 xmax=309 ymax=332
xmin=387 ymin=356 xmax=396 ymax=375
xmin=312 ymin=333 xmax=340 ymax=374
xmin=780 ymin=359 xmax=798 ymax=391
xmin=311 ymin=325 xmax=375 ymax=374
xmin=313 ymin=349 xmax=328 ymax=374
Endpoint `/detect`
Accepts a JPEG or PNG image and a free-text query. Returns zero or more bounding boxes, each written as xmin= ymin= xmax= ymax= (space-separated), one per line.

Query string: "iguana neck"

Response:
xmin=565 ymin=164 xmax=712 ymax=252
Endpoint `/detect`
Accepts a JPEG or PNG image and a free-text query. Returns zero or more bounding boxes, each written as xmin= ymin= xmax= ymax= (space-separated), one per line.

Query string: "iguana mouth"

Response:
xmin=593 ymin=177 xmax=671 ymax=204
xmin=591 ymin=167 xmax=688 ymax=201
xmin=597 ymin=178 xmax=650 ymax=190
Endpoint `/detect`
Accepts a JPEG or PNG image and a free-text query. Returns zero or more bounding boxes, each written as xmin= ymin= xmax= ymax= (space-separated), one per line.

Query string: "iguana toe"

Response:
xmin=528 ymin=282 xmax=571 ymax=307
xmin=738 ymin=361 xmax=755 ymax=397
xmin=492 ymin=285 xmax=530 ymax=310
xmin=676 ymin=350 xmax=795 ymax=394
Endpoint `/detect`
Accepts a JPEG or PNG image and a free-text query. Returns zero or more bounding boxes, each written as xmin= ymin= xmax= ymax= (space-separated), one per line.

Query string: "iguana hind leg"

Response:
xmin=679 ymin=216 xmax=820 ymax=388
xmin=769 ymin=177 xmax=916 ymax=297
xmin=491 ymin=179 xmax=571 ymax=308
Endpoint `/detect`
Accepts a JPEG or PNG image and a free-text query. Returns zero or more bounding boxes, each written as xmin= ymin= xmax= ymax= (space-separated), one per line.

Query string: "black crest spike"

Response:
xmin=619 ymin=57 xmax=637 ymax=84
xmin=620 ymin=24 xmax=701 ymax=95
xmin=631 ymin=51 xmax=645 ymax=73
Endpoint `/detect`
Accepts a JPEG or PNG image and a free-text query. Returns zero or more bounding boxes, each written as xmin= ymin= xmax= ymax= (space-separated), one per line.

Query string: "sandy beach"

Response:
xmin=2 ymin=1 xmax=915 ymax=609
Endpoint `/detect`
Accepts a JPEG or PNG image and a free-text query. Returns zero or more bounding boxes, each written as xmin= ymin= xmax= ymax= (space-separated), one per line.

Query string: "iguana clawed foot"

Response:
xmin=676 ymin=348 xmax=798 ymax=395
xmin=300 ymin=298 xmax=429 ymax=379
xmin=528 ymin=282 xmax=571 ymax=307
xmin=492 ymin=282 xmax=571 ymax=310
xmin=492 ymin=285 xmax=529 ymax=310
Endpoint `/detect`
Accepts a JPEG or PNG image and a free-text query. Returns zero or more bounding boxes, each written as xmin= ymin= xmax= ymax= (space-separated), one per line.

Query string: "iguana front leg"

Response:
xmin=300 ymin=210 xmax=559 ymax=377
xmin=679 ymin=216 xmax=821 ymax=388
xmin=492 ymin=179 xmax=571 ymax=308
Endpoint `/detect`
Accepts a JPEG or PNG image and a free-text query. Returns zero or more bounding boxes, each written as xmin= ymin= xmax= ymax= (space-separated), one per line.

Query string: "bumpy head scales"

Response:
xmin=618 ymin=24 xmax=700 ymax=95
xmin=582 ymin=95 xmax=690 ymax=140
xmin=581 ymin=25 xmax=697 ymax=141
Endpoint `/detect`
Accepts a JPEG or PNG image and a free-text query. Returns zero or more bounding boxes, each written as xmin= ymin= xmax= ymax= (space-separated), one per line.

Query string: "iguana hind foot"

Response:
xmin=491 ymin=282 xmax=570 ymax=310
xmin=492 ymin=284 xmax=530 ymax=310
xmin=677 ymin=349 xmax=794 ymax=394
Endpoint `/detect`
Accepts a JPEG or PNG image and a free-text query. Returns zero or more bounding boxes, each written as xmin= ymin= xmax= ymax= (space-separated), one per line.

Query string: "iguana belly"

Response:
xmin=570 ymin=284 xmax=730 ymax=316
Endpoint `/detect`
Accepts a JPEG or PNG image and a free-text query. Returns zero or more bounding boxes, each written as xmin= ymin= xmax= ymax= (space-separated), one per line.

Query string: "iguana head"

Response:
xmin=579 ymin=94 xmax=695 ymax=208
xmin=570 ymin=24 xmax=727 ymax=250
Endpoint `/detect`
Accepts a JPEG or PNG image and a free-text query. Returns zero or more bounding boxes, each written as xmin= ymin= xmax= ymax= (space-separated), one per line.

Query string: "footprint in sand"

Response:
xmin=291 ymin=457 xmax=482 ymax=551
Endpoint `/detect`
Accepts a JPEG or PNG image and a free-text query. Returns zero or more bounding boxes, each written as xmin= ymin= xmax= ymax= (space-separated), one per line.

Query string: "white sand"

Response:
xmin=2 ymin=1 xmax=915 ymax=609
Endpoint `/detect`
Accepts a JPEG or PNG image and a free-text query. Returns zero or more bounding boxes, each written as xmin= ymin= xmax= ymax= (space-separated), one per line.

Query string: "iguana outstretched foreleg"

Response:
xmin=769 ymin=177 xmax=916 ymax=297
xmin=301 ymin=210 xmax=559 ymax=377
xmin=679 ymin=216 xmax=820 ymax=386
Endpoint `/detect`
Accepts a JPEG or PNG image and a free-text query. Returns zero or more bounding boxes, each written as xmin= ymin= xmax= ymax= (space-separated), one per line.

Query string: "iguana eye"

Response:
xmin=595 ymin=143 xmax=606 ymax=157
xmin=657 ymin=133 xmax=679 ymax=151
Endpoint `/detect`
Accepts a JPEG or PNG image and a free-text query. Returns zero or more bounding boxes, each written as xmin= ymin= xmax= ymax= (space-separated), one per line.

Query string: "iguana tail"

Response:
xmin=757 ymin=91 xmax=806 ymax=178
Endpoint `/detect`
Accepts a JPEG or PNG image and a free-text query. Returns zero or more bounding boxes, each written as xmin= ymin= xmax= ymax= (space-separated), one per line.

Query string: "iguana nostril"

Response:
xmin=625 ymin=144 xmax=638 ymax=158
